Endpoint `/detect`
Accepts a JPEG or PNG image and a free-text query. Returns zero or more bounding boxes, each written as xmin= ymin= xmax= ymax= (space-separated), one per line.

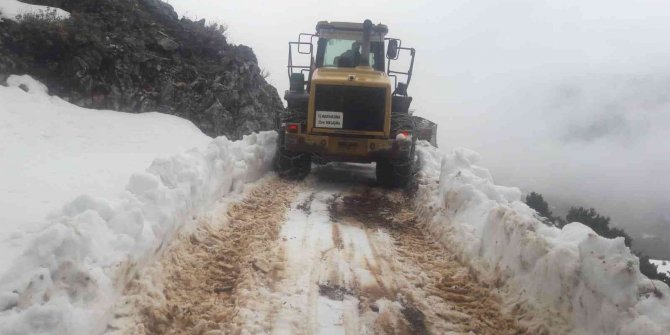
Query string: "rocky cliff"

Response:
xmin=0 ymin=0 xmax=283 ymax=139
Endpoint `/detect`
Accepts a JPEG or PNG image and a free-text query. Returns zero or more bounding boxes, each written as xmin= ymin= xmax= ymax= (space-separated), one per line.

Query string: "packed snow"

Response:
xmin=0 ymin=76 xmax=277 ymax=334
xmin=0 ymin=0 xmax=70 ymax=21
xmin=414 ymin=142 xmax=670 ymax=334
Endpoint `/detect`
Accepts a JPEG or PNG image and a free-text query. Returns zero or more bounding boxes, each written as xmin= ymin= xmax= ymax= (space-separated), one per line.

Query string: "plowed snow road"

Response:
xmin=108 ymin=164 xmax=525 ymax=335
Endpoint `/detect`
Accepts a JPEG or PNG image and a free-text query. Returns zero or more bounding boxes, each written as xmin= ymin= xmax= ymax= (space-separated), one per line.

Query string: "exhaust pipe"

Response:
xmin=360 ymin=19 xmax=372 ymax=67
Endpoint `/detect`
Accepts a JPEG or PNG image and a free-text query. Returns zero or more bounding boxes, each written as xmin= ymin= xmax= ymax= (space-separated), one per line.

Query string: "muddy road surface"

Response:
xmin=108 ymin=164 xmax=526 ymax=335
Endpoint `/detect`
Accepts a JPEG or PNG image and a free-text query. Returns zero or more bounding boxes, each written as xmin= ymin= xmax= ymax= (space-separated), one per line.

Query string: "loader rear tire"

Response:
xmin=376 ymin=155 xmax=415 ymax=188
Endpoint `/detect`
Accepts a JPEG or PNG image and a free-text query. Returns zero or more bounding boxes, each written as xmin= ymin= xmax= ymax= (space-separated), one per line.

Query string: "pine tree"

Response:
xmin=565 ymin=207 xmax=632 ymax=247
xmin=525 ymin=192 xmax=554 ymax=225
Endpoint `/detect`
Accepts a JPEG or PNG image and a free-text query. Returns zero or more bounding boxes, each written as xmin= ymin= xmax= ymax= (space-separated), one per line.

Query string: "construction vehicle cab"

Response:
xmin=275 ymin=19 xmax=436 ymax=187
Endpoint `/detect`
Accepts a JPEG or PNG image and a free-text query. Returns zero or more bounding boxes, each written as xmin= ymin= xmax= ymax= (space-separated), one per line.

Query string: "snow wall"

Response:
xmin=0 ymin=112 xmax=277 ymax=334
xmin=414 ymin=142 xmax=670 ymax=334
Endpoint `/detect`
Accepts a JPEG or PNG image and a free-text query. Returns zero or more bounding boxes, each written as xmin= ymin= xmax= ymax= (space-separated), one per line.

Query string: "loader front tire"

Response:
xmin=274 ymin=130 xmax=311 ymax=180
xmin=377 ymin=111 xmax=418 ymax=188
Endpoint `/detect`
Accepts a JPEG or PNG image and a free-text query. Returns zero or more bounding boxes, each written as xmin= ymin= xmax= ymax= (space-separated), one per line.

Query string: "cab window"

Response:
xmin=320 ymin=39 xmax=383 ymax=70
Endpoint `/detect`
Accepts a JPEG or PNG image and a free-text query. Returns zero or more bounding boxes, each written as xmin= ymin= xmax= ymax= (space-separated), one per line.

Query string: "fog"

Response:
xmin=167 ymin=0 xmax=670 ymax=255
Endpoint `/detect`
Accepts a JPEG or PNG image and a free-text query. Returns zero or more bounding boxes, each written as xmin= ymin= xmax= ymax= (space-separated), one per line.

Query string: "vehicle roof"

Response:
xmin=316 ymin=21 xmax=389 ymax=35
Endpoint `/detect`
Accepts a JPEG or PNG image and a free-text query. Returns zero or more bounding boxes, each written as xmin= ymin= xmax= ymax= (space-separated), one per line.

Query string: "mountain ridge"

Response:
xmin=0 ymin=0 xmax=283 ymax=139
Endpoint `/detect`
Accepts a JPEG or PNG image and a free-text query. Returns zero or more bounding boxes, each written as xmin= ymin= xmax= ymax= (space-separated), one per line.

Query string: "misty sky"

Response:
xmin=166 ymin=0 xmax=670 ymax=242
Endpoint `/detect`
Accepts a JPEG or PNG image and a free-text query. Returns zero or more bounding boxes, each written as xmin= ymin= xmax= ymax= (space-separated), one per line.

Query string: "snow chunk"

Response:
xmin=60 ymin=195 xmax=114 ymax=221
xmin=6 ymin=74 xmax=48 ymax=94
xmin=127 ymin=172 xmax=161 ymax=195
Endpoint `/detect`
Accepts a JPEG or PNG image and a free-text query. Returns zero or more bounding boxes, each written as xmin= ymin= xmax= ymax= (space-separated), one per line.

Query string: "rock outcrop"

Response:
xmin=0 ymin=0 xmax=283 ymax=139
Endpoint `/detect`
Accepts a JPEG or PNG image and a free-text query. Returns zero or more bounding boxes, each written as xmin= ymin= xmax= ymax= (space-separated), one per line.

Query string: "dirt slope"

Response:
xmin=107 ymin=165 xmax=526 ymax=334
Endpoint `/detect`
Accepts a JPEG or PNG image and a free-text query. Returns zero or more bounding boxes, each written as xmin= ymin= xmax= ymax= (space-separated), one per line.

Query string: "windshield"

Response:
xmin=322 ymin=39 xmax=379 ymax=68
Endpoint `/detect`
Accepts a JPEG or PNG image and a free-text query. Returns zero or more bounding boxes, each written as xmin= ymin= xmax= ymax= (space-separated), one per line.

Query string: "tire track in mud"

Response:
xmin=327 ymin=188 xmax=526 ymax=334
xmin=107 ymin=179 xmax=297 ymax=335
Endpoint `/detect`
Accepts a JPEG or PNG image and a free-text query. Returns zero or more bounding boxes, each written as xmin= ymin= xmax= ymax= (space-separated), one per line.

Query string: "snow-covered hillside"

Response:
xmin=0 ymin=76 xmax=277 ymax=334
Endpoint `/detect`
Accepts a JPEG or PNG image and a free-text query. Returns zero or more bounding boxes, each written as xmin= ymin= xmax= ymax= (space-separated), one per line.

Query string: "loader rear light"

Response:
xmin=287 ymin=123 xmax=299 ymax=133
xmin=396 ymin=130 xmax=412 ymax=142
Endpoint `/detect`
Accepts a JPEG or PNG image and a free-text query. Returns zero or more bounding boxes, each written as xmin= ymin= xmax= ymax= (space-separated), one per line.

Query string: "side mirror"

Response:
xmin=387 ymin=39 xmax=399 ymax=59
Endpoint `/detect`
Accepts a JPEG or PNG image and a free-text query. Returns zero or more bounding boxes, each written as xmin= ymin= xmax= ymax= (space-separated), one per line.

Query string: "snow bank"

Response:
xmin=0 ymin=133 xmax=277 ymax=334
xmin=0 ymin=75 xmax=211 ymax=273
xmin=414 ymin=142 xmax=670 ymax=334
xmin=0 ymin=0 xmax=70 ymax=21
xmin=0 ymin=76 xmax=278 ymax=334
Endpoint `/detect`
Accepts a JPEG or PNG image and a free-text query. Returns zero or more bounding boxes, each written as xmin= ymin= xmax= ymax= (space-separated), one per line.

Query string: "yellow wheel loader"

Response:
xmin=274 ymin=19 xmax=437 ymax=187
